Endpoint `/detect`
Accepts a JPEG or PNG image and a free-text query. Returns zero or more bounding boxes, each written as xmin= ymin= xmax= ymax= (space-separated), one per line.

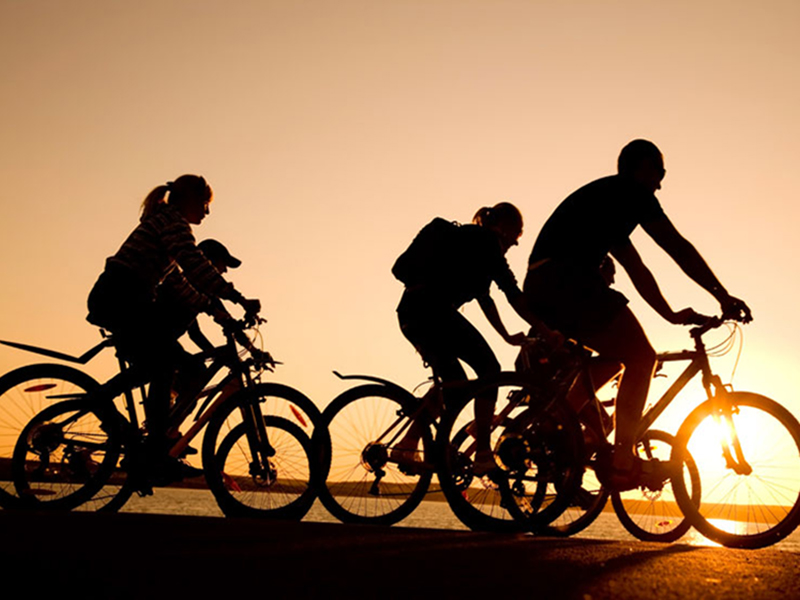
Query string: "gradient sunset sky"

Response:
xmin=1 ymin=1 xmax=798 ymax=431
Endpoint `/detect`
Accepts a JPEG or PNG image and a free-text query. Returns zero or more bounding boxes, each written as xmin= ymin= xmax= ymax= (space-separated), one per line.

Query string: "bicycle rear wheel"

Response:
xmin=672 ymin=392 xmax=800 ymax=549
xmin=12 ymin=399 xmax=122 ymax=510
xmin=0 ymin=364 xmax=100 ymax=507
xmin=439 ymin=375 xmax=583 ymax=532
xmin=611 ymin=429 xmax=700 ymax=542
xmin=202 ymin=383 xmax=320 ymax=520
xmin=316 ymin=384 xmax=433 ymax=525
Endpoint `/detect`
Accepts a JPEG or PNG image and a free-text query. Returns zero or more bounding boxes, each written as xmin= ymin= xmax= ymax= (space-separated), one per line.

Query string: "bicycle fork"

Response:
xmin=708 ymin=379 xmax=752 ymax=476
xmin=238 ymin=401 xmax=277 ymax=485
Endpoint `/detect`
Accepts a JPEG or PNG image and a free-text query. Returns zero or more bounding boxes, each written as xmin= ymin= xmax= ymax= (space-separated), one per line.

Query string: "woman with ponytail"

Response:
xmin=390 ymin=202 xmax=559 ymax=474
xmin=87 ymin=174 xmax=260 ymax=481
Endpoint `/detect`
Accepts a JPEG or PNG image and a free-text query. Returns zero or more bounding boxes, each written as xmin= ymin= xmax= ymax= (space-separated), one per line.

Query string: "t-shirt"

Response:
xmin=528 ymin=175 xmax=665 ymax=270
xmin=397 ymin=220 xmax=520 ymax=309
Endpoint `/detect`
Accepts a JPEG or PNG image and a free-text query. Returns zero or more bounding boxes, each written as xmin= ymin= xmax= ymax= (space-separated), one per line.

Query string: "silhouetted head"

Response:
xmin=472 ymin=202 xmax=524 ymax=252
xmin=617 ymin=139 xmax=665 ymax=193
xmin=140 ymin=174 xmax=213 ymax=224
xmin=198 ymin=239 xmax=241 ymax=274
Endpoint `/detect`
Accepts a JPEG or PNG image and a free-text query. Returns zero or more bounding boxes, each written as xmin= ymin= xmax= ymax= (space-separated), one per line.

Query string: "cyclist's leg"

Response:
xmin=115 ymin=316 xmax=198 ymax=480
xmin=448 ymin=315 xmax=501 ymax=465
xmin=393 ymin=303 xmax=467 ymax=459
xmin=582 ymin=307 xmax=657 ymax=474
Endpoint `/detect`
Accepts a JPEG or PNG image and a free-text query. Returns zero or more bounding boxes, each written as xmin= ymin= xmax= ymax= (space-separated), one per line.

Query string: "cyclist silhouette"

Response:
xmin=392 ymin=202 xmax=559 ymax=474
xmin=523 ymin=139 xmax=752 ymax=489
xmin=86 ymin=175 xmax=261 ymax=482
xmin=156 ymin=239 xmax=244 ymax=354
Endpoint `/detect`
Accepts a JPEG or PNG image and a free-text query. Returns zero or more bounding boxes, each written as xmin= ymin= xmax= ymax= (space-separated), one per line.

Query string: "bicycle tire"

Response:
xmin=315 ymin=384 xmax=433 ymax=525
xmin=611 ymin=429 xmax=700 ymax=542
xmin=11 ymin=398 xmax=122 ymax=511
xmin=202 ymin=382 xmax=320 ymax=520
xmin=540 ymin=455 xmax=609 ymax=537
xmin=439 ymin=374 xmax=584 ymax=533
xmin=672 ymin=392 xmax=800 ymax=549
xmin=0 ymin=363 xmax=101 ymax=507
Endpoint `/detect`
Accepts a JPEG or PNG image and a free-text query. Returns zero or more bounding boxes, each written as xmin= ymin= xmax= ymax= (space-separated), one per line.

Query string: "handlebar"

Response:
xmin=220 ymin=316 xmax=278 ymax=370
xmin=689 ymin=310 xmax=749 ymax=338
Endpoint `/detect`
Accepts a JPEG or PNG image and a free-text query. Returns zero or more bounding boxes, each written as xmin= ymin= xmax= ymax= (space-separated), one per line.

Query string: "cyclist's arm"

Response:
xmin=477 ymin=294 xmax=526 ymax=345
xmin=187 ymin=320 xmax=215 ymax=353
xmin=610 ymin=241 xmax=697 ymax=325
xmin=479 ymin=292 xmax=561 ymax=346
xmin=642 ymin=216 xmax=752 ymax=321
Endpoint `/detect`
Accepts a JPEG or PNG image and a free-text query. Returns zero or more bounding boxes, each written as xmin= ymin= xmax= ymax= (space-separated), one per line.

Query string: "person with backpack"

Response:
xmin=391 ymin=202 xmax=559 ymax=475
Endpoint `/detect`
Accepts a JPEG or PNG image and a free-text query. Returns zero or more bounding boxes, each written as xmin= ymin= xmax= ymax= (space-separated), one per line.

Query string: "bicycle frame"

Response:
xmin=572 ymin=320 xmax=752 ymax=476
xmin=3 ymin=321 xmax=279 ymax=483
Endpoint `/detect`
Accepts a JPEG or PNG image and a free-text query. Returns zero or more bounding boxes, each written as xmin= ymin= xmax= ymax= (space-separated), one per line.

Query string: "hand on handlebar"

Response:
xmin=670 ymin=308 xmax=710 ymax=326
xmin=720 ymin=295 xmax=752 ymax=324
xmin=239 ymin=297 xmax=261 ymax=316
xmin=251 ymin=347 xmax=277 ymax=371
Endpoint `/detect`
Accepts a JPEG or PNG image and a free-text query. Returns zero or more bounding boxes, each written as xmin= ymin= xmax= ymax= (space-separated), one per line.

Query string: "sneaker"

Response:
xmin=601 ymin=457 xmax=676 ymax=492
xmin=151 ymin=456 xmax=204 ymax=486
xmin=638 ymin=458 xmax=678 ymax=491
xmin=389 ymin=447 xmax=432 ymax=476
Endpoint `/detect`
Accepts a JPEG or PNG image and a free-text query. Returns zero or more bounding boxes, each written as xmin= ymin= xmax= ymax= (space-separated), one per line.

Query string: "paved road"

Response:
xmin=2 ymin=510 xmax=798 ymax=599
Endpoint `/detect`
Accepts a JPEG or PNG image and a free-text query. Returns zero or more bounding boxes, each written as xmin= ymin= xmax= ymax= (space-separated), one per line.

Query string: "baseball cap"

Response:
xmin=198 ymin=239 xmax=241 ymax=269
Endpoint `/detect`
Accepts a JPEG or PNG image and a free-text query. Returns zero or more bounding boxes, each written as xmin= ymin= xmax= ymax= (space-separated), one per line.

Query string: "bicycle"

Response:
xmin=313 ymin=365 xmax=583 ymax=531
xmin=505 ymin=336 xmax=700 ymax=542
xmin=505 ymin=316 xmax=800 ymax=549
xmin=4 ymin=318 xmax=323 ymax=519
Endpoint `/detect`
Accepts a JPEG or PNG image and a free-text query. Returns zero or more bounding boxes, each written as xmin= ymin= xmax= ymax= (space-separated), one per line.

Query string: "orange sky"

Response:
xmin=1 ymin=0 xmax=799 ymax=432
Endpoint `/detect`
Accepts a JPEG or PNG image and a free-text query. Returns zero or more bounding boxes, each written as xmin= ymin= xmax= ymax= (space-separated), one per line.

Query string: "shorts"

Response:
xmin=523 ymin=260 xmax=628 ymax=341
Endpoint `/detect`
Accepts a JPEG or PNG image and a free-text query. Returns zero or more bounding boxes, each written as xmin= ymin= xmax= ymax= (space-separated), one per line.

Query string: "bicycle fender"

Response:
xmin=332 ymin=371 xmax=416 ymax=402
xmin=0 ymin=363 xmax=101 ymax=393
xmin=0 ymin=339 xmax=112 ymax=365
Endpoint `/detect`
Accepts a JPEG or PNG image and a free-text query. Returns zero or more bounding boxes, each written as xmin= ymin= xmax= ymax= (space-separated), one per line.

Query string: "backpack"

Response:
xmin=392 ymin=217 xmax=460 ymax=286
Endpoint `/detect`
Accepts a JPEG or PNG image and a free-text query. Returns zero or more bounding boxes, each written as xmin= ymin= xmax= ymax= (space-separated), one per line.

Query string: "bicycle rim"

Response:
xmin=319 ymin=385 xmax=432 ymax=525
xmin=673 ymin=392 xmax=800 ymax=548
xmin=611 ymin=429 xmax=699 ymax=542
xmin=0 ymin=364 xmax=101 ymax=507
xmin=202 ymin=384 xmax=320 ymax=520
xmin=12 ymin=399 xmax=121 ymax=510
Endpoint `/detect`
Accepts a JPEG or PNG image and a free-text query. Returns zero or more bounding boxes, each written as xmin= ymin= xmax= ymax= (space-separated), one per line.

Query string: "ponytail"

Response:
xmin=472 ymin=202 xmax=523 ymax=231
xmin=140 ymin=185 xmax=170 ymax=220
xmin=139 ymin=175 xmax=211 ymax=221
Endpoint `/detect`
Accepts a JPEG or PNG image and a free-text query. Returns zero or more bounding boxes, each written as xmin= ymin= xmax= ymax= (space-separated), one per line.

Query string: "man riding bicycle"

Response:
xmin=523 ymin=139 xmax=752 ymax=489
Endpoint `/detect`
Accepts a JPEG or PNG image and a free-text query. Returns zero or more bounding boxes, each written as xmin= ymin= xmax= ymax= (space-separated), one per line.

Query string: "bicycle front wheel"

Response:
xmin=611 ymin=429 xmax=700 ymax=542
xmin=12 ymin=399 xmax=122 ymax=511
xmin=672 ymin=392 xmax=800 ymax=549
xmin=317 ymin=384 xmax=433 ymax=525
xmin=202 ymin=383 xmax=320 ymax=520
